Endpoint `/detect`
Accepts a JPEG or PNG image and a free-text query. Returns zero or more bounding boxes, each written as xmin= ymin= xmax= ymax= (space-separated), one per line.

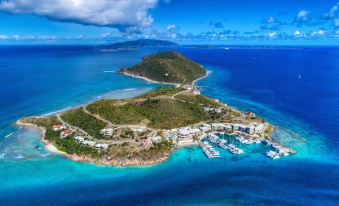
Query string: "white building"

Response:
xmin=231 ymin=124 xmax=247 ymax=132
xmin=199 ymin=123 xmax=212 ymax=132
xmin=152 ymin=136 xmax=162 ymax=143
xmin=95 ymin=143 xmax=109 ymax=149
xmin=193 ymin=88 xmax=200 ymax=95
xmin=253 ymin=124 xmax=265 ymax=134
xmin=100 ymin=128 xmax=113 ymax=136
xmin=211 ymin=123 xmax=226 ymax=131
xmin=203 ymin=107 xmax=211 ymax=112
xmin=214 ymin=107 xmax=222 ymax=113
xmin=82 ymin=141 xmax=96 ymax=146
xmin=74 ymin=136 xmax=85 ymax=142
xmin=131 ymin=126 xmax=147 ymax=133
xmin=178 ymin=127 xmax=201 ymax=138
xmin=163 ymin=133 xmax=177 ymax=140
xmin=245 ymin=125 xmax=255 ymax=134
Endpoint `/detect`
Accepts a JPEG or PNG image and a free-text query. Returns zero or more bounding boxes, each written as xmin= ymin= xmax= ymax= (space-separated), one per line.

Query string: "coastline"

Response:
xmin=15 ymin=66 xmax=280 ymax=167
xmin=15 ymin=119 xmax=181 ymax=167
xmin=119 ymin=68 xmax=209 ymax=87
xmin=15 ymin=119 xmax=66 ymax=156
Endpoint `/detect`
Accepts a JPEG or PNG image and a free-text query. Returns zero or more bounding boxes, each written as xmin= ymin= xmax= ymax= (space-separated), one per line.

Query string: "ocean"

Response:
xmin=0 ymin=45 xmax=338 ymax=206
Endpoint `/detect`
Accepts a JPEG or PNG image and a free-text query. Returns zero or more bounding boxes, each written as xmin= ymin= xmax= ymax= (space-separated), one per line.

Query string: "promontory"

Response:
xmin=17 ymin=51 xmax=295 ymax=166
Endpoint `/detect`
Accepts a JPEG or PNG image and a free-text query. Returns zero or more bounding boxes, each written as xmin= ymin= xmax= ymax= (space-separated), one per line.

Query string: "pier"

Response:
xmin=199 ymin=141 xmax=220 ymax=158
xmin=263 ymin=139 xmax=296 ymax=159
xmin=207 ymin=133 xmax=244 ymax=155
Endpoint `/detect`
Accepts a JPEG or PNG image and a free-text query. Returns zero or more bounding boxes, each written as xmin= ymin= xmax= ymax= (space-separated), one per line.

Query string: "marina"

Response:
xmin=199 ymin=141 xmax=220 ymax=158
xmin=202 ymin=133 xmax=244 ymax=156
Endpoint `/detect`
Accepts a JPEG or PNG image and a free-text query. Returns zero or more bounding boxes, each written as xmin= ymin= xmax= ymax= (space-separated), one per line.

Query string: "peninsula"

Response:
xmin=17 ymin=51 xmax=295 ymax=166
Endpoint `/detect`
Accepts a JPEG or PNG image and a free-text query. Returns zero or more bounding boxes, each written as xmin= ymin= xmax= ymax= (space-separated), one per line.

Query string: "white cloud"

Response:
xmin=324 ymin=2 xmax=339 ymax=19
xmin=266 ymin=17 xmax=275 ymax=24
xmin=0 ymin=35 xmax=9 ymax=39
xmin=267 ymin=32 xmax=277 ymax=38
xmin=166 ymin=24 xmax=177 ymax=32
xmin=335 ymin=18 xmax=339 ymax=27
xmin=101 ymin=32 xmax=111 ymax=38
xmin=295 ymin=9 xmax=310 ymax=23
xmin=293 ymin=30 xmax=301 ymax=37
xmin=311 ymin=30 xmax=325 ymax=37
xmin=0 ymin=0 xmax=158 ymax=32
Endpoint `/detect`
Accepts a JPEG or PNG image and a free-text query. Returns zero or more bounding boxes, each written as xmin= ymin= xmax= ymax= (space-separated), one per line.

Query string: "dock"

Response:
xmin=207 ymin=133 xmax=243 ymax=155
xmin=199 ymin=141 xmax=220 ymax=158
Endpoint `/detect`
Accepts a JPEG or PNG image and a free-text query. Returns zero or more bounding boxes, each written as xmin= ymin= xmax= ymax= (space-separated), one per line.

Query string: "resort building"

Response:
xmin=60 ymin=129 xmax=73 ymax=138
xmin=52 ymin=125 xmax=66 ymax=131
xmin=211 ymin=123 xmax=227 ymax=131
xmin=131 ymin=126 xmax=147 ymax=133
xmin=82 ymin=140 xmax=96 ymax=146
xmin=163 ymin=133 xmax=178 ymax=141
xmin=244 ymin=112 xmax=256 ymax=118
xmin=95 ymin=143 xmax=109 ymax=149
xmin=253 ymin=124 xmax=265 ymax=134
xmin=100 ymin=128 xmax=113 ymax=136
xmin=214 ymin=107 xmax=222 ymax=113
xmin=192 ymin=88 xmax=200 ymax=95
xmin=199 ymin=123 xmax=212 ymax=132
xmin=74 ymin=136 xmax=85 ymax=142
xmin=177 ymin=127 xmax=201 ymax=138
xmin=203 ymin=107 xmax=222 ymax=113
xmin=152 ymin=136 xmax=162 ymax=143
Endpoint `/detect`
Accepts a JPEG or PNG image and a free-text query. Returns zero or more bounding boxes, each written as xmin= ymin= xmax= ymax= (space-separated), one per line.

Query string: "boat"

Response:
xmin=199 ymin=141 xmax=220 ymax=158
xmin=265 ymin=150 xmax=280 ymax=159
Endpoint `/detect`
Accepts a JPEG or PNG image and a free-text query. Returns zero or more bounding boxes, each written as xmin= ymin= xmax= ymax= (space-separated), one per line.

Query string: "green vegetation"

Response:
xmin=88 ymin=97 xmax=211 ymax=129
xmin=137 ymin=87 xmax=184 ymax=99
xmin=175 ymin=92 xmax=218 ymax=106
xmin=86 ymin=87 xmax=258 ymax=129
xmin=87 ymin=101 xmax=145 ymax=125
xmin=21 ymin=116 xmax=102 ymax=158
xmin=120 ymin=51 xmax=206 ymax=84
xmin=61 ymin=108 xmax=106 ymax=138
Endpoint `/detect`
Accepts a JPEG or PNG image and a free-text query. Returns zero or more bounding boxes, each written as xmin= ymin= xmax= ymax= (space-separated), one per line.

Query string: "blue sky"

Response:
xmin=0 ymin=0 xmax=338 ymax=45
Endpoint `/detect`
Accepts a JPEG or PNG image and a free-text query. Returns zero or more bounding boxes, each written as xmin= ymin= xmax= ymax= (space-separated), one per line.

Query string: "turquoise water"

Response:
xmin=0 ymin=46 xmax=338 ymax=205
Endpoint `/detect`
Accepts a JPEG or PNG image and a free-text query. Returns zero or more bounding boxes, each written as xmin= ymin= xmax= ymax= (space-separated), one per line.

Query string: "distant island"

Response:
xmin=100 ymin=39 xmax=178 ymax=51
xmin=17 ymin=51 xmax=295 ymax=166
xmin=119 ymin=51 xmax=207 ymax=84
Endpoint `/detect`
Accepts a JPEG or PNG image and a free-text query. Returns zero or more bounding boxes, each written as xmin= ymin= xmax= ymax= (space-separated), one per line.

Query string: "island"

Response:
xmin=119 ymin=51 xmax=207 ymax=85
xmin=17 ymin=51 xmax=296 ymax=166
xmin=99 ymin=39 xmax=178 ymax=51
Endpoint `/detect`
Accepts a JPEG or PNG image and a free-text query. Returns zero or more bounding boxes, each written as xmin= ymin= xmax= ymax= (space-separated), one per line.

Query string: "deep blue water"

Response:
xmin=0 ymin=46 xmax=338 ymax=205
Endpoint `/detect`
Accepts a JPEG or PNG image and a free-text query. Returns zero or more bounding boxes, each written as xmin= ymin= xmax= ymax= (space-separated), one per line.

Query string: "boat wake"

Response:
xmin=4 ymin=133 xmax=13 ymax=139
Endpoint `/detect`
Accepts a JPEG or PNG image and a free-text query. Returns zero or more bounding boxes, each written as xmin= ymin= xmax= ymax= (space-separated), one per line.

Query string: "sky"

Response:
xmin=0 ymin=0 xmax=338 ymax=45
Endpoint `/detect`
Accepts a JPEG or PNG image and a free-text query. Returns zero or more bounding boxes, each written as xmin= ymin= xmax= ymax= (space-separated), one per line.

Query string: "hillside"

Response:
xmin=119 ymin=51 xmax=207 ymax=84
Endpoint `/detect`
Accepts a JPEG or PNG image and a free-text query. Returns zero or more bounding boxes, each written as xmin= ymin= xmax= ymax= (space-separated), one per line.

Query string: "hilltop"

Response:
xmin=119 ymin=51 xmax=207 ymax=84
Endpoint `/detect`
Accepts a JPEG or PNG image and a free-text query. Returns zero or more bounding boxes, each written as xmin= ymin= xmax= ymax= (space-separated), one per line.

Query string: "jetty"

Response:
xmin=207 ymin=133 xmax=244 ymax=155
xmin=199 ymin=141 xmax=220 ymax=158
xmin=263 ymin=139 xmax=296 ymax=159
